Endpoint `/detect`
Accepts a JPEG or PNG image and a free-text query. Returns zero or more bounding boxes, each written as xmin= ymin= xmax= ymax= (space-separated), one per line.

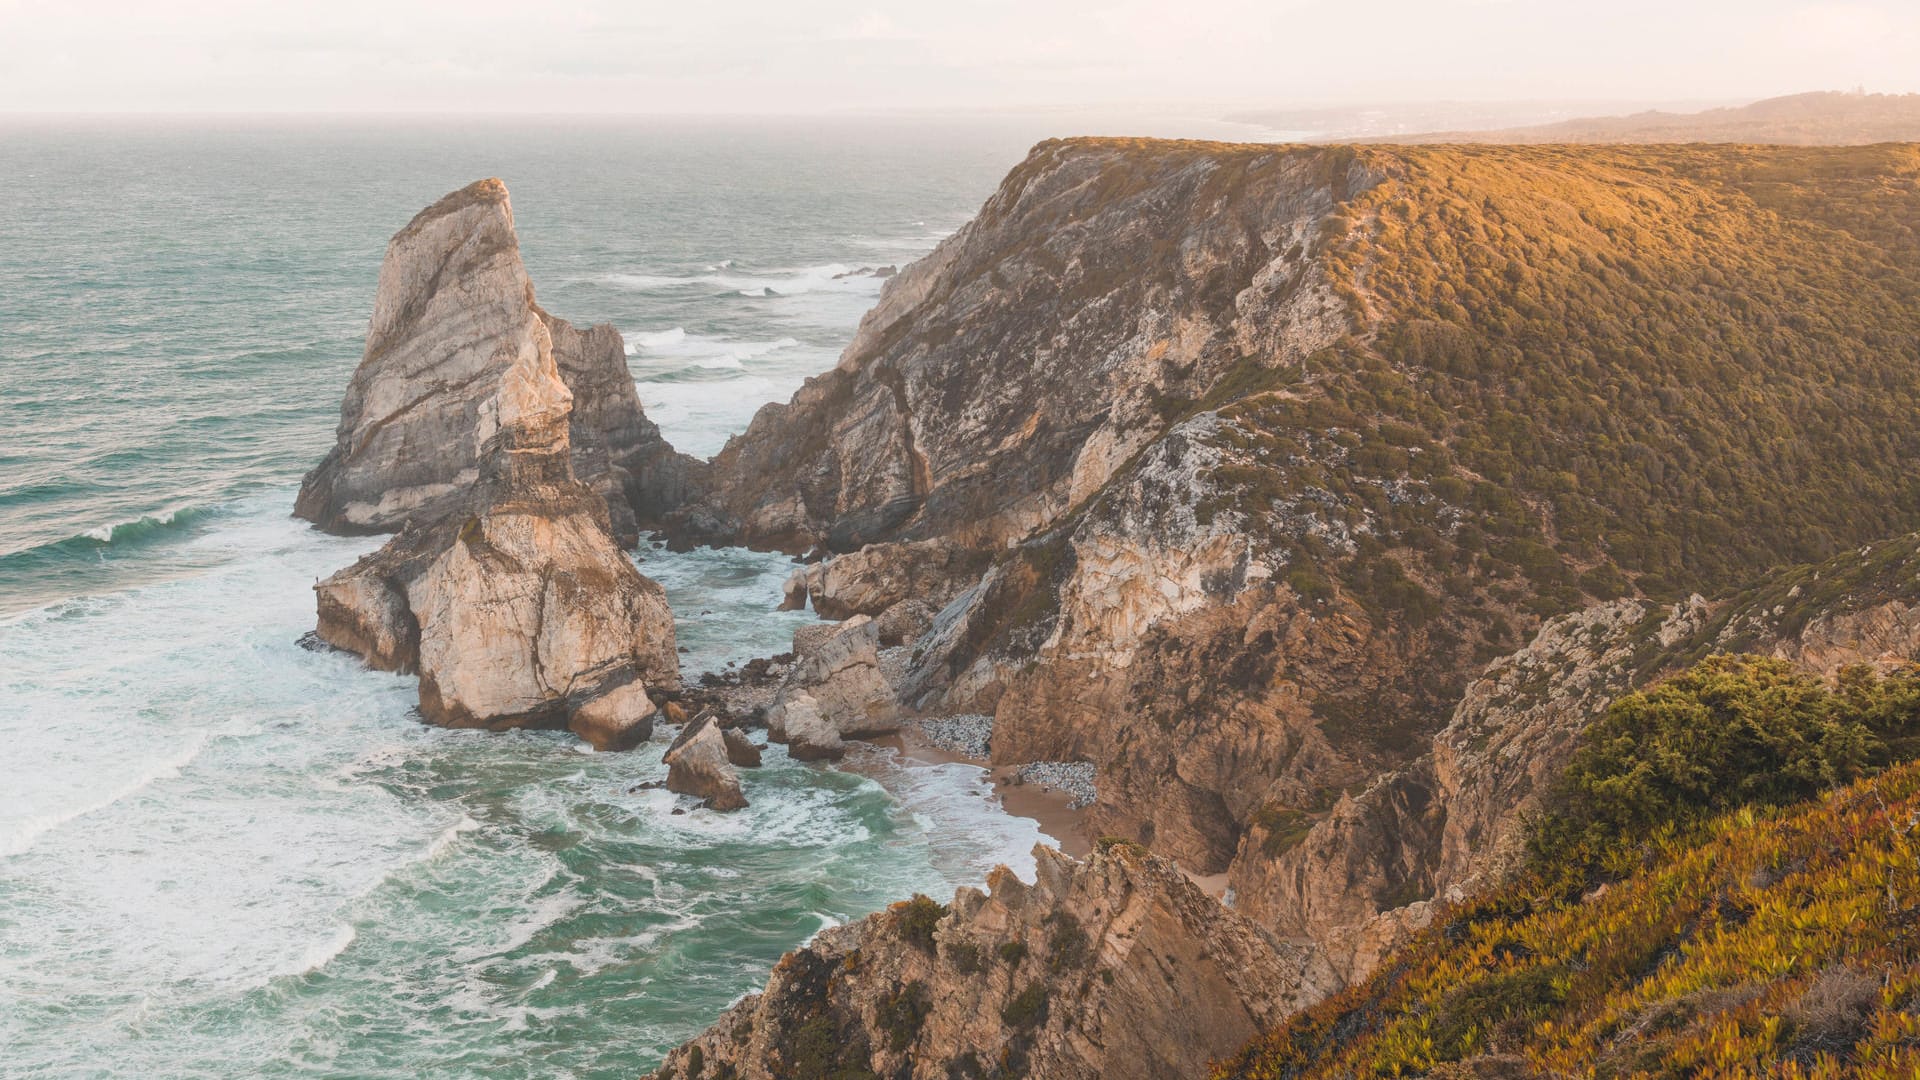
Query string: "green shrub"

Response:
xmin=876 ymin=981 xmax=930 ymax=1053
xmin=895 ymin=895 xmax=947 ymax=954
xmin=945 ymin=940 xmax=987 ymax=974
xmin=1001 ymin=983 xmax=1049 ymax=1029
xmin=1044 ymin=913 xmax=1091 ymax=972
xmin=1529 ymin=654 xmax=1920 ymax=883
xmin=997 ymin=940 xmax=1029 ymax=967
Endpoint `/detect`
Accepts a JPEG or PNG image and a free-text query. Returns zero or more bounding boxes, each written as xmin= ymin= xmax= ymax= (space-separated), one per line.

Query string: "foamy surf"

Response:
xmin=0 ymin=729 xmax=211 ymax=858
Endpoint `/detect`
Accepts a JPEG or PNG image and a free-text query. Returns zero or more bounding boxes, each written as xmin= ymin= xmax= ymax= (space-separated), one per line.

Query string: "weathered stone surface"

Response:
xmin=804 ymin=540 xmax=976 ymax=620
xmin=304 ymin=178 xmax=680 ymax=741
xmin=541 ymin=310 xmax=702 ymax=545
xmin=567 ymin=678 xmax=656 ymax=751
xmin=766 ymin=692 xmax=844 ymax=761
xmin=667 ymin=143 xmax=1363 ymax=554
xmin=648 ymin=843 xmax=1335 ymax=1080
xmin=722 ymin=727 xmax=763 ymax=767
xmin=296 ymin=178 xmax=695 ymax=540
xmin=316 ymin=481 xmax=678 ymax=732
xmin=772 ymin=615 xmax=897 ymax=738
xmin=664 ymin=714 xmax=748 ymax=811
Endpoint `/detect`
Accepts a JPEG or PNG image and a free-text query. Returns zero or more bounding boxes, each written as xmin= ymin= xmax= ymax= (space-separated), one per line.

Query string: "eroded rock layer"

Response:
xmin=296 ymin=178 xmax=693 ymax=542
xmin=304 ymin=178 xmax=678 ymax=738
xmin=649 ymin=844 xmax=1333 ymax=1080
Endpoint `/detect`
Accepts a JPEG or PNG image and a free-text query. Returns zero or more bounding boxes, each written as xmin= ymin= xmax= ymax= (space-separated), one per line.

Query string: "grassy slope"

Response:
xmin=1216 ymin=758 xmax=1920 ymax=1079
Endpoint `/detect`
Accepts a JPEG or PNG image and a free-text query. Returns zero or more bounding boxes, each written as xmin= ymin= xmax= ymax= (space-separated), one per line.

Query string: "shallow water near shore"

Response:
xmin=0 ymin=117 xmax=1081 ymax=1077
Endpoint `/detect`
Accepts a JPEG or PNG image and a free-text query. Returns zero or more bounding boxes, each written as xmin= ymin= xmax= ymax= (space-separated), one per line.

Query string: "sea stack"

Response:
xmin=301 ymin=178 xmax=680 ymax=743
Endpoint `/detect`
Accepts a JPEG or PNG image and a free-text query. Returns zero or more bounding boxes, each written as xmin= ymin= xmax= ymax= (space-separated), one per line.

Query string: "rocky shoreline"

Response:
xmin=289 ymin=141 xmax=1920 ymax=1079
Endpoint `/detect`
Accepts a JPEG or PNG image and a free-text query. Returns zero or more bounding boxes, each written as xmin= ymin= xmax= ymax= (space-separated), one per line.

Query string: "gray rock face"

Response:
xmin=566 ymin=678 xmax=657 ymax=751
xmin=664 ymin=715 xmax=748 ymax=811
xmin=295 ymin=178 xmax=695 ymax=541
xmin=772 ymin=615 xmax=897 ymax=738
xmin=305 ymin=178 xmax=679 ymax=742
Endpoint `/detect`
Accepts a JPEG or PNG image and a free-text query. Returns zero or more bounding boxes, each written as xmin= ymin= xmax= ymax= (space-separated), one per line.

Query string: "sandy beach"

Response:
xmin=856 ymin=727 xmax=1094 ymax=860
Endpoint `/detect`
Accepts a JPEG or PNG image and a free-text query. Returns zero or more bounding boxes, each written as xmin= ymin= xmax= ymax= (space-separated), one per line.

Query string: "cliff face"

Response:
xmin=650 ymin=138 xmax=1920 ymax=1074
xmin=669 ymin=140 xmax=1920 ymax=882
xmin=670 ymin=141 xmax=1369 ymax=553
xmin=649 ymin=844 xmax=1334 ymax=1080
xmin=304 ymin=179 xmax=677 ymax=739
xmin=296 ymin=179 xmax=691 ymax=546
xmin=651 ymin=533 xmax=1920 ymax=1075
xmin=1229 ymin=531 xmax=1920 ymax=984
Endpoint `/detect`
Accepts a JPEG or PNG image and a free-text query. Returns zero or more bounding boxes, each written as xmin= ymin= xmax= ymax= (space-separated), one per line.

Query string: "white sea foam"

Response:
xmin=0 ymin=729 xmax=210 ymax=858
xmin=602 ymin=263 xmax=890 ymax=299
xmin=296 ymin=924 xmax=358 ymax=976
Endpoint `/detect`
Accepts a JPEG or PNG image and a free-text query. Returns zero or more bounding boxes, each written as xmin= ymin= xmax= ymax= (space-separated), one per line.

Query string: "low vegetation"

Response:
xmin=1217 ymin=655 xmax=1920 ymax=1078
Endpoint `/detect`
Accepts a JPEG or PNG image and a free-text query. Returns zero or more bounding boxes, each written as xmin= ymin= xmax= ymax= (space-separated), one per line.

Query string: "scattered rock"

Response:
xmin=664 ymin=714 xmax=748 ymax=811
xmin=915 ymin=714 xmax=994 ymax=759
xmin=1014 ymin=761 xmax=1097 ymax=809
xmin=723 ymin=727 xmax=763 ymax=767
xmin=567 ymin=679 xmax=656 ymax=751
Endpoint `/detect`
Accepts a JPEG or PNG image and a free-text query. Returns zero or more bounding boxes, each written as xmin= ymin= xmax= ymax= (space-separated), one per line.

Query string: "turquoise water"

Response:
xmin=0 ymin=117 xmax=1053 ymax=1077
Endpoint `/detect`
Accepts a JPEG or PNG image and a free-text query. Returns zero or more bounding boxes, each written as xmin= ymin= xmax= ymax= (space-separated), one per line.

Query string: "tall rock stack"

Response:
xmin=299 ymin=179 xmax=679 ymax=745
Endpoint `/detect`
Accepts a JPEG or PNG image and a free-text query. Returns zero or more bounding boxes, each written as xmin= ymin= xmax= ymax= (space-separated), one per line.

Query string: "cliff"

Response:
xmin=649 ymin=843 xmax=1333 ymax=1080
xmin=650 ymin=137 xmax=1920 ymax=1071
xmin=672 ymin=140 xmax=1920 ymax=882
xmin=303 ymin=179 xmax=678 ymax=741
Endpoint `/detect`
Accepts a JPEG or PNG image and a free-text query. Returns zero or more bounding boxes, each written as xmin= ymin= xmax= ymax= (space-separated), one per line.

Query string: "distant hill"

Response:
xmin=1380 ymin=90 xmax=1920 ymax=145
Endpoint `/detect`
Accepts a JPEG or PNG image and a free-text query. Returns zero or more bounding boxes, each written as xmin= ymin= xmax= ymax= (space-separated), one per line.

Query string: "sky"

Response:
xmin=1 ymin=0 xmax=1916 ymax=114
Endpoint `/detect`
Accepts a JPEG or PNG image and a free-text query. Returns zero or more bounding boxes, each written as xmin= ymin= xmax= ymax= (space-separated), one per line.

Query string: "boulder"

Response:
xmin=664 ymin=715 xmax=749 ymax=811
xmin=768 ymin=693 xmax=845 ymax=762
xmin=775 ymin=615 xmax=897 ymax=738
xmin=568 ymin=679 xmax=657 ymax=751
xmin=723 ymin=727 xmax=764 ymax=767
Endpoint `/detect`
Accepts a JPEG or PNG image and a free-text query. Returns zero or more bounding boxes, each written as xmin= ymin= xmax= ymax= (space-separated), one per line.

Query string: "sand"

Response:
xmin=861 ymin=727 xmax=1094 ymax=859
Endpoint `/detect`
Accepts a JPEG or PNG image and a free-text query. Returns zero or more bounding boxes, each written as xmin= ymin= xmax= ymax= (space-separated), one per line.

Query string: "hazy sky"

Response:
xmin=2 ymin=0 xmax=1915 ymax=113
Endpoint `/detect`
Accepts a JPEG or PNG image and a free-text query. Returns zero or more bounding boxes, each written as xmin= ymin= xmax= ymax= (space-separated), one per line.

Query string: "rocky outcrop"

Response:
xmin=542 ymin=311 xmax=701 ymax=546
xmin=669 ymin=142 xmax=1364 ymax=554
xmin=304 ymin=179 xmax=679 ymax=741
xmin=296 ymin=178 xmax=694 ymax=542
xmin=648 ymin=843 xmax=1335 ymax=1080
xmin=664 ymin=714 xmax=748 ymax=811
xmin=566 ymin=677 xmax=657 ymax=751
xmin=770 ymin=615 xmax=898 ymax=740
